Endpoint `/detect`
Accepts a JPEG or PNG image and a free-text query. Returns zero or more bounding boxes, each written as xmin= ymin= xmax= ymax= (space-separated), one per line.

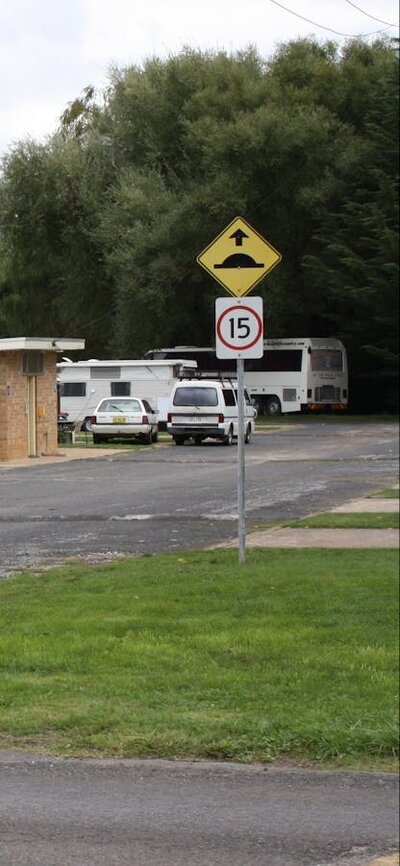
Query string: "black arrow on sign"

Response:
xmin=230 ymin=229 xmax=248 ymax=246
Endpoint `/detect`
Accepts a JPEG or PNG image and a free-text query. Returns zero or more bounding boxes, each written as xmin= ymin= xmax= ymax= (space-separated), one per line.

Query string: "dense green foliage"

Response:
xmin=0 ymin=38 xmax=398 ymax=410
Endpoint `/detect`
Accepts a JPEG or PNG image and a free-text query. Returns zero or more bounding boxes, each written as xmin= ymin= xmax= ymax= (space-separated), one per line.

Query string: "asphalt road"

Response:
xmin=0 ymin=421 xmax=398 ymax=577
xmin=0 ymin=753 xmax=398 ymax=866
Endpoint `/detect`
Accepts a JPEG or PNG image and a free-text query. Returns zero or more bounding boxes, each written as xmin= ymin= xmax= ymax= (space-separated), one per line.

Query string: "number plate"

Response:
xmin=112 ymin=416 xmax=127 ymax=423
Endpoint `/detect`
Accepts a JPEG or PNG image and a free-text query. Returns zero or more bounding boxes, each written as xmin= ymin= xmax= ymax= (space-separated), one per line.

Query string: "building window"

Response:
xmin=22 ymin=351 xmax=44 ymax=374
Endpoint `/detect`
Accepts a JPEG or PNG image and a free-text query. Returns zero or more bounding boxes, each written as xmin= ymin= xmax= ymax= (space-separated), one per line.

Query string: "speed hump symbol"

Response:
xmin=215 ymin=296 xmax=264 ymax=359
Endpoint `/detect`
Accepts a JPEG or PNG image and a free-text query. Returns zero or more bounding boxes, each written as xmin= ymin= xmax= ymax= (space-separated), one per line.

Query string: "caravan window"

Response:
xmin=90 ymin=366 xmax=121 ymax=379
xmin=111 ymin=381 xmax=131 ymax=396
xmin=59 ymin=382 xmax=86 ymax=397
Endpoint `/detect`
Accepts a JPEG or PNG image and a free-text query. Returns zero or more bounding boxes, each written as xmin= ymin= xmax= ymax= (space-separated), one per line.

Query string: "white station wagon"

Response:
xmin=90 ymin=397 xmax=158 ymax=444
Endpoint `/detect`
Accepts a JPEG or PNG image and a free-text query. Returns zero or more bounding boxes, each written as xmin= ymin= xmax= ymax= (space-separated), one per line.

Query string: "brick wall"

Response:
xmin=0 ymin=351 xmax=58 ymax=461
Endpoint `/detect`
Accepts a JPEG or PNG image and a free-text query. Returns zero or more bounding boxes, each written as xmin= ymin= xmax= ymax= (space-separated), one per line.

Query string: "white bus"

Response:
xmin=58 ymin=358 xmax=198 ymax=430
xmin=143 ymin=338 xmax=348 ymax=415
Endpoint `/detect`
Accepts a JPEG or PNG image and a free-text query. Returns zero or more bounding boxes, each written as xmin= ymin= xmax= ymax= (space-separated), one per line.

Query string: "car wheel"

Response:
xmin=151 ymin=429 xmax=159 ymax=443
xmin=142 ymin=432 xmax=152 ymax=444
xmin=82 ymin=417 xmax=93 ymax=432
xmin=244 ymin=424 xmax=252 ymax=444
xmin=222 ymin=426 xmax=233 ymax=446
xmin=174 ymin=436 xmax=185 ymax=445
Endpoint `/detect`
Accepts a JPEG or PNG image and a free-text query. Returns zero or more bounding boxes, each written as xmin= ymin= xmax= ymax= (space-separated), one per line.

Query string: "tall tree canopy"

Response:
xmin=0 ymin=38 xmax=398 ymax=409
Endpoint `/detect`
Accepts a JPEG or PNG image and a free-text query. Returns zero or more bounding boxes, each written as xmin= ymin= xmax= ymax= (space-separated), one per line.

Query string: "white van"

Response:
xmin=167 ymin=379 xmax=256 ymax=445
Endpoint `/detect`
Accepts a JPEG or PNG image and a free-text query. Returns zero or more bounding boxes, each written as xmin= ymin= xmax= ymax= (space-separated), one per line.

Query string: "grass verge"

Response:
xmin=368 ymin=488 xmax=399 ymax=499
xmin=0 ymin=549 xmax=398 ymax=769
xmin=283 ymin=513 xmax=399 ymax=529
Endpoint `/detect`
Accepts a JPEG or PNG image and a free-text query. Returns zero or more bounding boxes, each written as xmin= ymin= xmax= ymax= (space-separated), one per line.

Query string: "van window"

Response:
xmin=173 ymin=387 xmax=218 ymax=407
xmin=223 ymin=389 xmax=236 ymax=407
xmin=234 ymin=389 xmax=252 ymax=405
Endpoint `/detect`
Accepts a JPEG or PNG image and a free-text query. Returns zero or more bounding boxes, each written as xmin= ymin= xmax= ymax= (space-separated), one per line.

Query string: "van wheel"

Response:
xmin=244 ymin=424 xmax=252 ymax=444
xmin=174 ymin=436 xmax=185 ymax=446
xmin=222 ymin=426 xmax=233 ymax=446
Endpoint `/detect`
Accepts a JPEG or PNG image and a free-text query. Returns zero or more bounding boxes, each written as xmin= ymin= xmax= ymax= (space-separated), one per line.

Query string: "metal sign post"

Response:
xmin=197 ymin=216 xmax=282 ymax=564
xmin=215 ymin=297 xmax=264 ymax=564
xmin=237 ymin=357 xmax=246 ymax=564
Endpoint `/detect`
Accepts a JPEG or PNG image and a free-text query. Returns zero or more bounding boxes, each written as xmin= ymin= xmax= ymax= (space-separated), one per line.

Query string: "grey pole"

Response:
xmin=237 ymin=357 xmax=245 ymax=564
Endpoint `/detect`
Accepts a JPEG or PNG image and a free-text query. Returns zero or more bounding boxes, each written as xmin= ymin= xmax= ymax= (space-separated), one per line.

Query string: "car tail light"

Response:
xmin=307 ymin=389 xmax=312 ymax=399
xmin=91 ymin=416 xmax=96 ymax=424
xmin=167 ymin=413 xmax=172 ymax=422
xmin=142 ymin=414 xmax=149 ymax=424
xmin=218 ymin=413 xmax=224 ymax=422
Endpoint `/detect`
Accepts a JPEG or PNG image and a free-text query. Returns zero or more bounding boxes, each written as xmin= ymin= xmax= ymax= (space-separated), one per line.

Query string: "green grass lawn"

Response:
xmin=284 ymin=513 xmax=399 ymax=529
xmin=368 ymin=488 xmax=399 ymax=499
xmin=0 ymin=549 xmax=398 ymax=769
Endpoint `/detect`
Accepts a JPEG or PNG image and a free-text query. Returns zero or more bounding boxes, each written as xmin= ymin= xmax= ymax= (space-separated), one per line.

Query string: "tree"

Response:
xmin=0 ymin=39 xmax=397 ymax=410
xmin=0 ymin=135 xmax=115 ymax=355
xmin=303 ymin=50 xmax=399 ymax=410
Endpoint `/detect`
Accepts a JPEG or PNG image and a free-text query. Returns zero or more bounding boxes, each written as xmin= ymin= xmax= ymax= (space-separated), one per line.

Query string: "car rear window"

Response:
xmin=98 ymin=399 xmax=141 ymax=412
xmin=173 ymin=387 xmax=218 ymax=407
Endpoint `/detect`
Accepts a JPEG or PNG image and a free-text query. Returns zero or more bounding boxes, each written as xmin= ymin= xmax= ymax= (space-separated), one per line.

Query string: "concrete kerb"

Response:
xmin=215 ymin=489 xmax=400 ymax=550
xmin=0 ymin=445 xmax=161 ymax=469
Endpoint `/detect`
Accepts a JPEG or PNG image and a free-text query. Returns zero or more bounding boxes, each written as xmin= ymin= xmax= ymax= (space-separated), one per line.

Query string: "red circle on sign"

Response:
xmin=216 ymin=304 xmax=263 ymax=350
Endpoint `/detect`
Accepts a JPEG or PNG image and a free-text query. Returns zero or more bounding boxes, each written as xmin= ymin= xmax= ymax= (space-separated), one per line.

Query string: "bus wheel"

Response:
xmin=266 ymin=396 xmax=282 ymax=416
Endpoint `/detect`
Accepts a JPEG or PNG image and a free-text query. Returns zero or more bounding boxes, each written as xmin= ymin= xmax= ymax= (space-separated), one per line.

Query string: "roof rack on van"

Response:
xmin=178 ymin=370 xmax=238 ymax=385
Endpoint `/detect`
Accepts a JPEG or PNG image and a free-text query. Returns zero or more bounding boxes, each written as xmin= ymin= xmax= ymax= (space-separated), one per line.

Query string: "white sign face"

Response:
xmin=215 ymin=296 xmax=264 ymax=359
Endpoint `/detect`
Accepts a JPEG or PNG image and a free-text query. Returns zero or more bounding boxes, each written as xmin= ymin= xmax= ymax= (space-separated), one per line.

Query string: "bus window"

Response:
xmin=310 ymin=350 xmax=343 ymax=371
xmin=246 ymin=350 xmax=302 ymax=372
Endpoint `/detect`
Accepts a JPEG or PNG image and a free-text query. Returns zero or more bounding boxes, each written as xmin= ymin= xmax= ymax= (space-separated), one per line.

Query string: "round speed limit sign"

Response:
xmin=215 ymin=296 xmax=264 ymax=358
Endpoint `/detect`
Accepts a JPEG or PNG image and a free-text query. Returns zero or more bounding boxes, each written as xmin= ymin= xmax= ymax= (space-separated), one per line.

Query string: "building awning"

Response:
xmin=0 ymin=337 xmax=85 ymax=353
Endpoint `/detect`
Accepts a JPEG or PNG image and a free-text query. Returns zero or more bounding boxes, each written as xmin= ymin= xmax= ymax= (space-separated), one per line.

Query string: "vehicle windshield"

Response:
xmin=98 ymin=399 xmax=141 ymax=412
xmin=173 ymin=387 xmax=218 ymax=407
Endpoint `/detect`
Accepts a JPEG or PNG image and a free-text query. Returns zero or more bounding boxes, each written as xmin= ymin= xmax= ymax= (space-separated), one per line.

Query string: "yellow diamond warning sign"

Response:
xmin=197 ymin=216 xmax=282 ymax=297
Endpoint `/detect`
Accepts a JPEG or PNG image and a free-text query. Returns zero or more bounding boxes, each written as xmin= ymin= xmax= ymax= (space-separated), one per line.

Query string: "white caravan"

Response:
xmin=58 ymin=358 xmax=197 ymax=430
